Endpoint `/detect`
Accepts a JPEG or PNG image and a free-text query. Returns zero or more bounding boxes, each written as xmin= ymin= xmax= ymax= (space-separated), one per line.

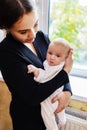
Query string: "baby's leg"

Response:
xmin=56 ymin=109 xmax=66 ymax=127
xmin=41 ymin=98 xmax=58 ymax=130
xmin=50 ymin=87 xmax=66 ymax=127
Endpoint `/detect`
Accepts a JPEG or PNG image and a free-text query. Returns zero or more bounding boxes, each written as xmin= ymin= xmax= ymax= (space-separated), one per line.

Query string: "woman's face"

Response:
xmin=7 ymin=11 xmax=39 ymax=43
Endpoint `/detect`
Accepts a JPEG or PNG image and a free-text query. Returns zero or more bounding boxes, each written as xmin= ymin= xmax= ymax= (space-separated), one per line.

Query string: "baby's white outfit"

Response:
xmin=34 ymin=60 xmax=66 ymax=130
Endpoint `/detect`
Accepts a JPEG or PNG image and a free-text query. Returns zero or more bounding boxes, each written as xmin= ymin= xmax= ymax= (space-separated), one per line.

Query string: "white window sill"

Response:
xmin=69 ymin=75 xmax=87 ymax=102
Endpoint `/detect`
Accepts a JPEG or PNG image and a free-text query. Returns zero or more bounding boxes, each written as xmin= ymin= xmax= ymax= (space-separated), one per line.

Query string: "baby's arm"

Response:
xmin=28 ymin=64 xmax=63 ymax=83
xmin=27 ymin=65 xmax=39 ymax=78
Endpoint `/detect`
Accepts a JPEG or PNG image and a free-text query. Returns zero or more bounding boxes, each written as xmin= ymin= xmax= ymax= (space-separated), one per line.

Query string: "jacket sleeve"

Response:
xmin=63 ymin=83 xmax=72 ymax=95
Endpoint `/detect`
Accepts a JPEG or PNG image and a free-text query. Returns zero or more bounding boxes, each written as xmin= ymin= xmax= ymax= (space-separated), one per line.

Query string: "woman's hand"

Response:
xmin=51 ymin=91 xmax=71 ymax=113
xmin=64 ymin=48 xmax=73 ymax=73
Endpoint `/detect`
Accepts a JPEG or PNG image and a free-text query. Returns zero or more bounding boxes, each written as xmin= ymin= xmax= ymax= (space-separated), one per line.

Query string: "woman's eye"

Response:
xmin=19 ymin=30 xmax=27 ymax=34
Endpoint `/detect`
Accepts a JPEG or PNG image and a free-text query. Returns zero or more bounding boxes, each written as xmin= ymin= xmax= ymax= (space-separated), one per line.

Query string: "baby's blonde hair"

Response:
xmin=51 ymin=37 xmax=70 ymax=57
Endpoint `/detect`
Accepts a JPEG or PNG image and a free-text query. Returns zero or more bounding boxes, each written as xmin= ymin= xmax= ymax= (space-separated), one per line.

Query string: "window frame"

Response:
xmin=36 ymin=0 xmax=87 ymax=78
xmin=36 ymin=1 xmax=87 ymax=107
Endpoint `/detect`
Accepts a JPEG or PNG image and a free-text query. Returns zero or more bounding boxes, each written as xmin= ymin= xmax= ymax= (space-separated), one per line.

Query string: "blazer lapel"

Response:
xmin=6 ymin=33 xmax=43 ymax=68
xmin=18 ymin=44 xmax=43 ymax=68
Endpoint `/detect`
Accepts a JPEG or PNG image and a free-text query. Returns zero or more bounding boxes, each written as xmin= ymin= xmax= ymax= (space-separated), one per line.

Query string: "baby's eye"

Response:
xmin=56 ymin=55 xmax=60 ymax=57
xmin=48 ymin=52 xmax=52 ymax=55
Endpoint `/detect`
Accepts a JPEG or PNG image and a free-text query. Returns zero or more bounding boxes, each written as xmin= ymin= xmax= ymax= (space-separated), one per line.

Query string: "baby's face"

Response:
xmin=46 ymin=44 xmax=66 ymax=66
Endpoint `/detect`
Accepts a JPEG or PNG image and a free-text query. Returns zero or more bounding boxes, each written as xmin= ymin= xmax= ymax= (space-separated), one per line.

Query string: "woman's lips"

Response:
xmin=25 ymin=39 xmax=34 ymax=43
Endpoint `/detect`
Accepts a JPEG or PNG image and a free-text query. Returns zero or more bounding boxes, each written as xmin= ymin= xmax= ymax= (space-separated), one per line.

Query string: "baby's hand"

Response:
xmin=27 ymin=65 xmax=39 ymax=77
xmin=27 ymin=64 xmax=36 ymax=73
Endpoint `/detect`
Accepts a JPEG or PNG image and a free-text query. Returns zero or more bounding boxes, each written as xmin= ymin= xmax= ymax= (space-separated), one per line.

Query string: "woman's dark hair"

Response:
xmin=0 ymin=0 xmax=35 ymax=29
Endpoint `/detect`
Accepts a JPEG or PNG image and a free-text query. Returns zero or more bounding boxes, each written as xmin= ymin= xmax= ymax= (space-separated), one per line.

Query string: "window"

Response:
xmin=36 ymin=0 xmax=87 ymax=78
xmin=49 ymin=0 xmax=87 ymax=103
xmin=49 ymin=0 xmax=87 ymax=78
xmin=35 ymin=0 xmax=87 ymax=100
xmin=49 ymin=0 xmax=87 ymax=99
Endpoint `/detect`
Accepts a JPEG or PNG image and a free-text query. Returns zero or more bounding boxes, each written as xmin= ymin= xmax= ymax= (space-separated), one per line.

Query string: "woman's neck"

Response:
xmin=24 ymin=43 xmax=37 ymax=56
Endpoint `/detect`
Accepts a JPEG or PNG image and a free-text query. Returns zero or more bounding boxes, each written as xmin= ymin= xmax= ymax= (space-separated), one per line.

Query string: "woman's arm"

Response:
xmin=52 ymin=90 xmax=71 ymax=113
xmin=1 ymin=55 xmax=69 ymax=106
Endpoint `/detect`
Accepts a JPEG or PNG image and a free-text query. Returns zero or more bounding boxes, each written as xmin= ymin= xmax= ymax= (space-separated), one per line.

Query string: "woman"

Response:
xmin=0 ymin=0 xmax=73 ymax=130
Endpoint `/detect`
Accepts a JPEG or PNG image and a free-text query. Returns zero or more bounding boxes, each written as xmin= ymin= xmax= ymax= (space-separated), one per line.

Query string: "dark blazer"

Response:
xmin=0 ymin=31 xmax=71 ymax=130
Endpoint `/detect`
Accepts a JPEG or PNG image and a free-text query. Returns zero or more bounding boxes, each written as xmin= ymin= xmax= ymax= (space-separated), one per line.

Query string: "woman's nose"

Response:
xmin=28 ymin=28 xmax=36 ymax=39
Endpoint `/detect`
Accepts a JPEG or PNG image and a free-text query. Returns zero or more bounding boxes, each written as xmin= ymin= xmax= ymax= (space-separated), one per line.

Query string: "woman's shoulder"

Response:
xmin=0 ymin=33 xmax=13 ymax=48
xmin=36 ymin=30 xmax=47 ymax=37
xmin=36 ymin=30 xmax=50 ymax=43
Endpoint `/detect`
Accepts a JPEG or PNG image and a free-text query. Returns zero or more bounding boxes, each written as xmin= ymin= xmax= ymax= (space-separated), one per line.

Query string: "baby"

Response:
xmin=27 ymin=38 xmax=70 ymax=130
